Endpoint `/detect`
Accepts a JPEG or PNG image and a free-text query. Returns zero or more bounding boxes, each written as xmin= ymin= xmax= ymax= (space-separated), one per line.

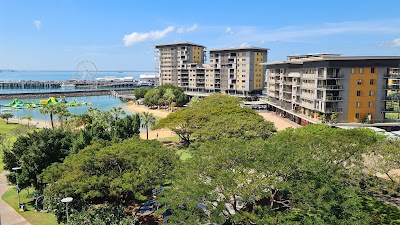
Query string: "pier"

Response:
xmin=0 ymin=80 xmax=139 ymax=89
xmin=0 ymin=89 xmax=135 ymax=100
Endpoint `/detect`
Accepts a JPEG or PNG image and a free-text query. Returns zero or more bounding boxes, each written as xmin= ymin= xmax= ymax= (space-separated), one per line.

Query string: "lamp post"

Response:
xmin=61 ymin=197 xmax=73 ymax=224
xmin=12 ymin=167 xmax=21 ymax=209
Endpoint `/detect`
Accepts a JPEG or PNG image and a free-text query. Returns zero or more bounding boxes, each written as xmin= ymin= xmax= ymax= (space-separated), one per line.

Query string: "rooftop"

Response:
xmin=153 ymin=42 xmax=205 ymax=48
xmin=209 ymin=46 xmax=270 ymax=52
xmin=266 ymin=54 xmax=400 ymax=66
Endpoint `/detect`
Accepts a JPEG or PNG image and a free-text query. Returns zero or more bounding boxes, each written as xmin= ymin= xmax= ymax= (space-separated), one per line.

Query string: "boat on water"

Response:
xmin=60 ymin=83 xmax=76 ymax=89
xmin=137 ymin=81 xmax=154 ymax=87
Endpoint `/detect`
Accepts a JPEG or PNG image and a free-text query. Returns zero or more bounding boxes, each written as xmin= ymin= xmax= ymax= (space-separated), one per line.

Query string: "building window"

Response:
xmin=368 ymin=102 xmax=373 ymax=107
xmin=370 ymin=79 xmax=374 ymax=85
xmin=356 ymin=102 xmax=361 ymax=108
xmin=355 ymin=113 xmax=360 ymax=119
xmin=357 ymin=79 xmax=362 ymax=85
xmin=369 ymin=90 xmax=374 ymax=96
xmin=356 ymin=91 xmax=361 ymax=96
xmin=351 ymin=68 xmax=355 ymax=73
xmin=371 ymin=67 xmax=375 ymax=73
xmin=359 ymin=68 xmax=363 ymax=73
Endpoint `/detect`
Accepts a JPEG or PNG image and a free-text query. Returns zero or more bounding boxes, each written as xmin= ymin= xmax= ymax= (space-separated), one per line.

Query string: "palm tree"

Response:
xmin=40 ymin=104 xmax=58 ymax=129
xmin=21 ymin=115 xmax=33 ymax=127
xmin=140 ymin=112 xmax=156 ymax=140
xmin=110 ymin=106 xmax=126 ymax=122
xmin=163 ymin=88 xmax=175 ymax=111
xmin=54 ymin=104 xmax=70 ymax=129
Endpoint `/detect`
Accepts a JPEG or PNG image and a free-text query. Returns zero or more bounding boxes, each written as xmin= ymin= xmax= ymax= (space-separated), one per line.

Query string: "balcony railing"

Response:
xmin=300 ymin=102 xmax=315 ymax=109
xmin=382 ymin=107 xmax=400 ymax=112
xmin=317 ymin=85 xmax=343 ymax=90
xmin=325 ymin=73 xmax=345 ymax=79
xmin=325 ymin=108 xmax=343 ymax=113
xmin=317 ymin=96 xmax=343 ymax=101
xmin=302 ymin=74 xmax=316 ymax=79
xmin=282 ymin=88 xmax=292 ymax=93
xmin=384 ymin=73 xmax=400 ymax=79
xmin=383 ymin=96 xmax=400 ymax=101
xmin=383 ymin=85 xmax=400 ymax=90
xmin=292 ymin=82 xmax=300 ymax=86
xmin=301 ymin=93 xmax=315 ymax=100
xmin=301 ymin=83 xmax=316 ymax=89
xmin=282 ymin=80 xmax=292 ymax=85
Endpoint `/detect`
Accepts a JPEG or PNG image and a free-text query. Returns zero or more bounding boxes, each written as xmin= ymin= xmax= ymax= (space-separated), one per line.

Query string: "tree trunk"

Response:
xmin=146 ymin=127 xmax=149 ymax=140
xmin=50 ymin=113 xmax=54 ymax=129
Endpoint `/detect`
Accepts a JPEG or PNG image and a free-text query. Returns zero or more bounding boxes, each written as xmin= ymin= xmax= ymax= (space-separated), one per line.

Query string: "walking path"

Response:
xmin=0 ymin=171 xmax=31 ymax=225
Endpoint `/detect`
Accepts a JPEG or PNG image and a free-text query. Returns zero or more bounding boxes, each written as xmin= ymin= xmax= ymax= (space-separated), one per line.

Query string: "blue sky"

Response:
xmin=1 ymin=0 xmax=400 ymax=70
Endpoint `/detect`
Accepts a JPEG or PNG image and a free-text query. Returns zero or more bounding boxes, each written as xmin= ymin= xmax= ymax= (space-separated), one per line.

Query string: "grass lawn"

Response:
xmin=158 ymin=134 xmax=180 ymax=142
xmin=0 ymin=120 xmax=20 ymax=173
xmin=2 ymin=187 xmax=59 ymax=225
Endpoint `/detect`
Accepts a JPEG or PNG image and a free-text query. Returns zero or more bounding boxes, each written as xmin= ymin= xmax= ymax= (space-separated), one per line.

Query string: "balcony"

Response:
xmin=383 ymin=95 xmax=400 ymax=101
xmin=317 ymin=85 xmax=343 ymax=90
xmin=301 ymin=83 xmax=316 ymax=89
xmin=302 ymin=74 xmax=316 ymax=79
xmin=301 ymin=93 xmax=315 ymax=100
xmin=282 ymin=80 xmax=292 ymax=85
xmin=325 ymin=108 xmax=343 ymax=113
xmin=383 ymin=85 xmax=400 ymax=90
xmin=325 ymin=73 xmax=345 ymax=79
xmin=282 ymin=88 xmax=292 ymax=93
xmin=384 ymin=73 xmax=400 ymax=79
xmin=318 ymin=96 xmax=344 ymax=102
xmin=382 ymin=107 xmax=400 ymax=112
xmin=300 ymin=102 xmax=315 ymax=109
xmin=292 ymin=82 xmax=300 ymax=86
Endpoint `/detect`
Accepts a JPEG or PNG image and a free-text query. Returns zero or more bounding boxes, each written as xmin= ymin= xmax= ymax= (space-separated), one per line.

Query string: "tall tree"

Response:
xmin=40 ymin=104 xmax=58 ymax=129
xmin=54 ymin=104 xmax=70 ymax=129
xmin=20 ymin=114 xmax=33 ymax=127
xmin=163 ymin=88 xmax=175 ymax=111
xmin=0 ymin=113 xmax=13 ymax=124
xmin=110 ymin=106 xmax=126 ymax=122
xmin=140 ymin=112 xmax=156 ymax=140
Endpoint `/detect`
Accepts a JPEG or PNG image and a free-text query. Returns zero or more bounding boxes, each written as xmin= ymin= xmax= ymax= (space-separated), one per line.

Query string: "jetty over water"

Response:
xmin=0 ymin=80 xmax=138 ymax=89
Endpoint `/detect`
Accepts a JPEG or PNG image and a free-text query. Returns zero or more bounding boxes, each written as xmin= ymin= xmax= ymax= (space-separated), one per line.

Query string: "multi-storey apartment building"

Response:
xmin=154 ymin=42 xmax=206 ymax=87
xmin=155 ymin=43 xmax=268 ymax=95
xmin=264 ymin=54 xmax=400 ymax=123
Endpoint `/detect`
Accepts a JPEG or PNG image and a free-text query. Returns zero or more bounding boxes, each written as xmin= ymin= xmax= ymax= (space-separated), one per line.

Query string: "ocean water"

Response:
xmin=0 ymin=95 xmax=130 ymax=123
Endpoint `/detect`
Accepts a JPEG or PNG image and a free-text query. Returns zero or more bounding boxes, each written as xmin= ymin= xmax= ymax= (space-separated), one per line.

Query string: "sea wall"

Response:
xmin=0 ymin=89 xmax=134 ymax=100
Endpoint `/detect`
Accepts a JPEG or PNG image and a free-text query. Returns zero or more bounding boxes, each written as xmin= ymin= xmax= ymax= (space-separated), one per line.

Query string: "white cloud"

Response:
xmin=381 ymin=38 xmax=400 ymax=48
xmin=176 ymin=24 xmax=198 ymax=34
xmin=240 ymin=42 xmax=251 ymax=47
xmin=186 ymin=24 xmax=197 ymax=32
xmin=123 ymin=26 xmax=175 ymax=46
xmin=177 ymin=27 xmax=185 ymax=34
xmin=33 ymin=20 xmax=41 ymax=30
xmin=225 ymin=27 xmax=233 ymax=34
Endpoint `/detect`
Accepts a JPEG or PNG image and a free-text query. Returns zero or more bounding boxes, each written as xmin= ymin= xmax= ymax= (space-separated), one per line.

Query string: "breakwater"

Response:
xmin=0 ymin=89 xmax=134 ymax=100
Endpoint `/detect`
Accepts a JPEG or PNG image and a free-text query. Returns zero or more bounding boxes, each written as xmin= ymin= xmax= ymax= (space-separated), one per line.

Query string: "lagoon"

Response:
xmin=0 ymin=95 xmax=129 ymax=123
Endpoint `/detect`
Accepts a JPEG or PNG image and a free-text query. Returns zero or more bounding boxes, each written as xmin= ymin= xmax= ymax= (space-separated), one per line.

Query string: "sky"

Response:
xmin=1 ymin=0 xmax=400 ymax=70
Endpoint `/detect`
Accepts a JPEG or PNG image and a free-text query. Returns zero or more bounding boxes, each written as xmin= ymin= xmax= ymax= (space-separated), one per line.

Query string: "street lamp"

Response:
xmin=61 ymin=197 xmax=73 ymax=224
xmin=12 ymin=167 xmax=21 ymax=209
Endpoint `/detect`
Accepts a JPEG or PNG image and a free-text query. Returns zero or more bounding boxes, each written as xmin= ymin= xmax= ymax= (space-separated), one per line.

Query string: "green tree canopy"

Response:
xmin=159 ymin=125 xmax=384 ymax=224
xmin=155 ymin=94 xmax=276 ymax=144
xmin=0 ymin=113 xmax=13 ymax=124
xmin=41 ymin=138 xmax=178 ymax=222
xmin=133 ymin=87 xmax=151 ymax=99
xmin=3 ymin=128 xmax=74 ymax=190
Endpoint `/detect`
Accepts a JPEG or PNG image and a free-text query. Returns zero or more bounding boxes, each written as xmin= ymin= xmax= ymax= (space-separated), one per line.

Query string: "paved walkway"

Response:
xmin=0 ymin=171 xmax=31 ymax=225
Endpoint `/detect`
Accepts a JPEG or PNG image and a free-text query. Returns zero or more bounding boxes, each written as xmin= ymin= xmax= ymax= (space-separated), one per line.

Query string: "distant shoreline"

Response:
xmin=0 ymin=89 xmax=133 ymax=100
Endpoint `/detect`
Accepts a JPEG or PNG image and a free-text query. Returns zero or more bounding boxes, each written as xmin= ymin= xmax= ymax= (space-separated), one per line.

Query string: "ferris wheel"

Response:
xmin=74 ymin=61 xmax=98 ymax=81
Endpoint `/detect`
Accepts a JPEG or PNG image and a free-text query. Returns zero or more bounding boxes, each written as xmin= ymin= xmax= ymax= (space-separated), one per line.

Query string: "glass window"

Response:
xmin=369 ymin=90 xmax=374 ymax=96
xmin=357 ymin=91 xmax=361 ymax=96
xmin=370 ymin=79 xmax=374 ymax=85
xmin=368 ymin=102 xmax=373 ymax=107
xmin=355 ymin=113 xmax=360 ymax=119
xmin=359 ymin=68 xmax=363 ymax=73
xmin=356 ymin=102 xmax=361 ymax=107
xmin=371 ymin=68 xmax=375 ymax=73
xmin=351 ymin=68 xmax=355 ymax=73
xmin=357 ymin=79 xmax=362 ymax=85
